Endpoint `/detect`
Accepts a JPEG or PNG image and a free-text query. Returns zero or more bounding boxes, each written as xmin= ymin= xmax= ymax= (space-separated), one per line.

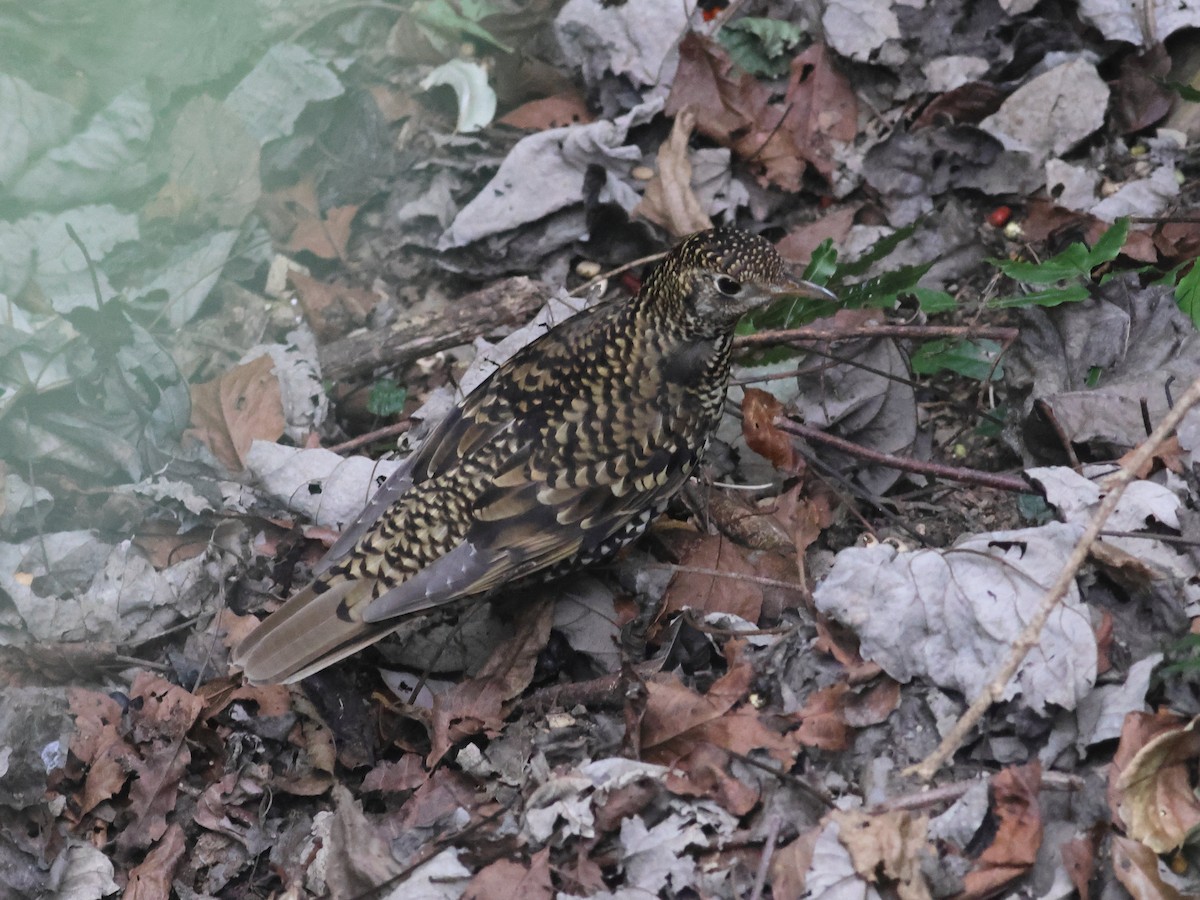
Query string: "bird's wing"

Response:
xmin=359 ymin=433 xmax=699 ymax=622
xmin=313 ymin=302 xmax=613 ymax=575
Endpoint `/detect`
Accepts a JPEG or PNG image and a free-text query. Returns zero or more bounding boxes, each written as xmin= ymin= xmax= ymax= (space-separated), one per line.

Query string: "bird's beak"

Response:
xmin=767 ymin=276 xmax=838 ymax=302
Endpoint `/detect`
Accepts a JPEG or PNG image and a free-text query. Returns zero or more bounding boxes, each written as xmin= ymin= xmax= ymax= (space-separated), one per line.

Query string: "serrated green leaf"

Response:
xmin=1175 ymin=262 xmax=1200 ymax=329
xmin=838 ymin=262 xmax=932 ymax=309
xmin=1087 ymin=217 xmax=1129 ymax=266
xmin=836 ymin=224 xmax=918 ymax=278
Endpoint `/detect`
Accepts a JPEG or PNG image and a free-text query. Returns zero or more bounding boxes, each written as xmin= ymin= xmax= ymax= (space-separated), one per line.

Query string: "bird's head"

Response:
xmin=642 ymin=227 xmax=836 ymax=337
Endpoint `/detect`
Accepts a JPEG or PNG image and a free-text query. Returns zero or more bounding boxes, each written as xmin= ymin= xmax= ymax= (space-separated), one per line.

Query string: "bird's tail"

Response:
xmin=232 ymin=578 xmax=398 ymax=684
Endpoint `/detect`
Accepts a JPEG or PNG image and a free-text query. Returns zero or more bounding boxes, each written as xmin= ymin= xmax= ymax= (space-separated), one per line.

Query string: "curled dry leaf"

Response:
xmin=633 ymin=107 xmax=712 ymax=238
xmin=961 ymin=763 xmax=1043 ymax=899
xmin=742 ymin=387 xmax=798 ymax=472
xmin=831 ymin=808 xmax=933 ymax=900
xmin=1111 ymin=711 xmax=1200 ymax=854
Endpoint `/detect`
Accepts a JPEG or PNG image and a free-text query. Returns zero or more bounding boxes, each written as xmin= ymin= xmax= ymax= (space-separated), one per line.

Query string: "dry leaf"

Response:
xmin=499 ymin=92 xmax=593 ymax=130
xmin=742 ymin=387 xmax=798 ymax=472
xmin=465 ymin=849 xmax=554 ymax=900
xmin=960 ymin=762 xmax=1043 ymax=899
xmin=633 ymin=107 xmax=712 ymax=237
xmin=289 ymin=271 xmax=379 ymax=341
xmin=185 ymin=355 xmax=286 ymax=472
xmin=832 ymin=808 xmax=933 ymax=900
xmin=1112 ymin=712 xmax=1200 ymax=854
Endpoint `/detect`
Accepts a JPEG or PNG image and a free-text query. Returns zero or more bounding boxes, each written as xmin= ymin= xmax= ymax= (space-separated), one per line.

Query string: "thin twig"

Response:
xmin=569 ymin=250 xmax=668 ymax=298
xmin=326 ymin=419 xmax=412 ymax=455
xmin=734 ymin=324 xmax=1019 ymax=349
xmin=749 ymin=814 xmax=783 ymax=900
xmin=905 ymin=375 xmax=1200 ymax=781
xmin=775 ymin=417 xmax=1032 ymax=494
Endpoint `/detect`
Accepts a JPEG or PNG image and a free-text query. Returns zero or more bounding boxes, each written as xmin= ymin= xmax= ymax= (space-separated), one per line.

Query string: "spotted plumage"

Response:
xmin=234 ymin=227 xmax=835 ymax=683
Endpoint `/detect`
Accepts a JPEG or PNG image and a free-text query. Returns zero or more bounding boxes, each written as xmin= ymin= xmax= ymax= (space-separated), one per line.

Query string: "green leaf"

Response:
xmin=975 ymin=404 xmax=1007 ymax=438
xmin=989 ymin=284 xmax=1091 ymax=309
xmin=1175 ymin=262 xmax=1200 ymax=329
xmin=1088 ymin=217 xmax=1129 ymax=265
xmin=990 ymin=218 xmax=1128 ymax=284
xmin=912 ymin=287 xmax=957 ymax=313
xmin=802 ymin=239 xmax=839 ymax=284
xmin=368 ymin=378 xmax=408 ymax=417
xmin=910 ymin=338 xmax=1003 ymax=381
xmin=838 ymin=262 xmax=932 ymax=309
xmin=718 ymin=17 xmax=805 ymax=77
xmin=0 ymin=73 xmax=77 ymax=185
xmin=1017 ymin=492 xmax=1055 ymax=524
xmin=414 ymin=0 xmax=513 ymax=54
xmin=11 ymin=83 xmax=155 ymax=206
xmin=836 ymin=224 xmax=918 ymax=278
xmin=1161 ymin=80 xmax=1200 ymax=102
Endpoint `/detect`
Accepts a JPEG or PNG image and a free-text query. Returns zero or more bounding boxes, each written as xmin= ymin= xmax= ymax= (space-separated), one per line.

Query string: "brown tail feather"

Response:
xmin=232 ymin=580 xmax=398 ymax=684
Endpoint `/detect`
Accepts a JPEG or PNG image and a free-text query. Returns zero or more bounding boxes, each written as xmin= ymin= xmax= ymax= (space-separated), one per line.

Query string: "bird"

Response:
xmin=233 ymin=227 xmax=835 ymax=684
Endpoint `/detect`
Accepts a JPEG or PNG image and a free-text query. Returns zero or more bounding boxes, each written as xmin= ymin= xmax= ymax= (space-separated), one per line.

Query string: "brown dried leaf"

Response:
xmin=832 ymin=808 xmax=933 ymax=900
xmin=121 ymin=673 xmax=205 ymax=851
xmin=664 ymin=743 xmax=760 ymax=816
xmin=742 ymin=387 xmax=797 ymax=472
xmin=1061 ymin=828 xmax=1101 ymax=900
xmin=260 ymin=177 xmax=358 ymax=260
xmin=185 ymin=354 xmax=286 ymax=472
xmin=792 ymin=683 xmax=852 ymax=751
xmin=289 ymin=271 xmax=379 ymax=341
xmin=1110 ymin=834 xmax=1186 ymax=900
xmin=634 ymin=107 xmax=712 ymax=238
xmin=641 ymin=663 xmax=798 ymax=765
xmin=465 ymin=849 xmax=553 ymax=900
xmin=912 ymin=81 xmax=1007 ymax=129
xmin=770 ymin=827 xmax=820 ymax=900
xmin=362 ymin=755 xmax=428 ymax=794
xmin=778 ymin=44 xmax=859 ymax=182
xmin=125 ymin=823 xmax=187 ymax=900
xmin=777 ymin=206 xmax=859 ymax=264
xmin=1112 ymin=712 xmax=1200 ymax=854
xmin=68 ymin=688 xmax=138 ymax=817
xmin=428 ymin=597 xmax=555 ymax=765
xmin=499 ymin=92 xmax=593 ymax=129
xmin=961 ymin=762 xmax=1043 ymax=899
xmin=662 ymin=533 xmax=773 ymax=622
xmin=842 ymin=678 xmax=901 ymax=728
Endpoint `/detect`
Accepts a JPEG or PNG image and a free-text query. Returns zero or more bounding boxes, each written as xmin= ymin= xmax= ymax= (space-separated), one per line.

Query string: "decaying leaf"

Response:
xmin=186 ymin=354 xmax=286 ymax=472
xmin=633 ymin=107 xmax=712 ymax=237
xmin=1112 ymin=711 xmax=1200 ymax=855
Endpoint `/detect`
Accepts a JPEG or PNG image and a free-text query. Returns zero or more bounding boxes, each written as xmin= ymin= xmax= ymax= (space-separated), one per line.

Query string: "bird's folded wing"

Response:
xmin=360 ymin=439 xmax=696 ymax=622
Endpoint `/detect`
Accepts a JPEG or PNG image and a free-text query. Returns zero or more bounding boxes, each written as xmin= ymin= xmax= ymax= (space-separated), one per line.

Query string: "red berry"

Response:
xmin=987 ymin=206 xmax=1012 ymax=228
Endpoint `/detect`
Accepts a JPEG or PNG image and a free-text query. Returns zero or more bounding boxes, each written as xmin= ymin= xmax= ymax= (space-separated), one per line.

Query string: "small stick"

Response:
xmin=774 ymin=418 xmax=1032 ymax=494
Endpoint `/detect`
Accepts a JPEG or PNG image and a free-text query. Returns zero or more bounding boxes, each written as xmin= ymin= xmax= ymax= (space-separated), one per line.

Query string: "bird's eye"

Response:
xmin=715 ymin=276 xmax=742 ymax=296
